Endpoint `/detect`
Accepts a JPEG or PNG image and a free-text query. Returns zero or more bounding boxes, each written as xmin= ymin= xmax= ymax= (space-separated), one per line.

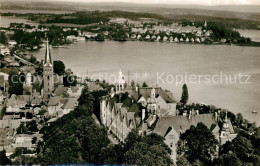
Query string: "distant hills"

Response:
xmin=1 ymin=1 xmax=260 ymax=21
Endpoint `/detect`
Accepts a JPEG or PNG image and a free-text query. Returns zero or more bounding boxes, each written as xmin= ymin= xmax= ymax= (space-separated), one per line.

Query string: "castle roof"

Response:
xmin=125 ymin=87 xmax=175 ymax=103
xmin=61 ymin=97 xmax=78 ymax=110
xmin=48 ymin=96 xmax=62 ymax=106
xmin=153 ymin=114 xmax=216 ymax=137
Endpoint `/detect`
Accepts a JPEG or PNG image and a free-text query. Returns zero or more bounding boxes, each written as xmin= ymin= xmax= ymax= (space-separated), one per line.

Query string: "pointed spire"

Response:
xmin=44 ymin=38 xmax=52 ymax=66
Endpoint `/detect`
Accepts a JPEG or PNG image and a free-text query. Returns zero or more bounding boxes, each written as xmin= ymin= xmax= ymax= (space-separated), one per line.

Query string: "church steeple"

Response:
xmin=44 ymin=38 xmax=52 ymax=66
xmin=43 ymin=38 xmax=54 ymax=99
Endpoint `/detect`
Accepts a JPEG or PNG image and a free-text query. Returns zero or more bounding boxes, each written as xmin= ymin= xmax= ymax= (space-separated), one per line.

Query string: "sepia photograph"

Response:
xmin=0 ymin=0 xmax=259 ymax=165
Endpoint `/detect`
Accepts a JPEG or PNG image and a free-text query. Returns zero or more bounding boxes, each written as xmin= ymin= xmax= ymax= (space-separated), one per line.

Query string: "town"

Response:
xmin=0 ymin=10 xmax=255 ymax=53
xmin=0 ymin=35 xmax=259 ymax=165
xmin=0 ymin=9 xmax=260 ymax=166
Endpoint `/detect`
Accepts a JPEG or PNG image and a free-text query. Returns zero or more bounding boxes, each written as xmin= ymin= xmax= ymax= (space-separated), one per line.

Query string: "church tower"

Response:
xmin=116 ymin=69 xmax=125 ymax=93
xmin=43 ymin=39 xmax=54 ymax=99
xmin=147 ymin=87 xmax=157 ymax=114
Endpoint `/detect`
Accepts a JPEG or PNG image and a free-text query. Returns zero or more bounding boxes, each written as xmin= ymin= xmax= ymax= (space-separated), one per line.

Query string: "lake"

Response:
xmin=30 ymin=41 xmax=260 ymax=126
xmin=0 ymin=16 xmax=39 ymax=28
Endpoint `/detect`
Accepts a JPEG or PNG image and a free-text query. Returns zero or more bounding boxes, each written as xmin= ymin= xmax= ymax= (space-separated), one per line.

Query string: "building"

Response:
xmin=153 ymin=113 xmax=219 ymax=163
xmin=125 ymin=87 xmax=177 ymax=117
xmin=100 ymin=96 xmax=138 ymax=143
xmin=220 ymin=111 xmax=237 ymax=145
xmin=43 ymin=39 xmax=54 ymax=99
xmin=115 ymin=69 xmax=125 ymax=93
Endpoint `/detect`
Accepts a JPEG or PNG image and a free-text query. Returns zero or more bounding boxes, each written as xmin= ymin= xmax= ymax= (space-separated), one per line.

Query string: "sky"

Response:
xmin=52 ymin=0 xmax=260 ymax=5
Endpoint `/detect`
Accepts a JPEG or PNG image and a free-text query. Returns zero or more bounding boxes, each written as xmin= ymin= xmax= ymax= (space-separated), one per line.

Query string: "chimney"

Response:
xmin=215 ymin=112 xmax=218 ymax=121
xmin=142 ymin=109 xmax=146 ymax=121
xmin=196 ymin=110 xmax=199 ymax=115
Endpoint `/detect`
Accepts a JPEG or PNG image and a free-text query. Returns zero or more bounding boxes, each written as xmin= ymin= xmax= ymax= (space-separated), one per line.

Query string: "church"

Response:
xmin=42 ymin=38 xmax=54 ymax=99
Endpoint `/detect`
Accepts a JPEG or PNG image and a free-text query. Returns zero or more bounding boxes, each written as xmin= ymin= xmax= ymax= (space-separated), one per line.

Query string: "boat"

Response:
xmin=252 ymin=110 xmax=257 ymax=114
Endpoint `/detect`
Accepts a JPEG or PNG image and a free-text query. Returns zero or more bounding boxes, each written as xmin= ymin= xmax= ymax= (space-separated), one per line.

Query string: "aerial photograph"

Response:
xmin=0 ymin=0 xmax=259 ymax=165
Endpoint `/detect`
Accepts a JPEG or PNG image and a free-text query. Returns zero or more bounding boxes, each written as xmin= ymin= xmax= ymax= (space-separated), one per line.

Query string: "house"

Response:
xmin=47 ymin=96 xmax=65 ymax=115
xmin=61 ymin=97 xmax=78 ymax=115
xmin=174 ymin=37 xmax=178 ymax=42
xmin=6 ymin=95 xmax=27 ymax=113
xmin=82 ymin=32 xmax=97 ymax=38
xmin=169 ymin=37 xmax=173 ymax=43
xmin=204 ymin=30 xmax=213 ymax=37
xmin=100 ymin=97 xmax=138 ymax=143
xmin=179 ymin=37 xmax=184 ymax=42
xmin=0 ymin=119 xmax=22 ymax=129
xmin=156 ymin=36 xmax=161 ymax=41
xmin=163 ymin=36 xmax=168 ymax=42
xmin=8 ymin=40 xmax=17 ymax=47
xmin=185 ymin=37 xmax=190 ymax=42
xmin=0 ymin=48 xmax=11 ymax=55
xmin=145 ymin=35 xmax=151 ymax=40
xmin=125 ymin=87 xmax=177 ymax=117
xmin=221 ymin=38 xmax=227 ymax=43
xmin=137 ymin=34 xmax=142 ymax=40
xmin=67 ymin=86 xmax=84 ymax=98
xmin=13 ymin=134 xmax=43 ymax=150
xmin=153 ymin=113 xmax=219 ymax=163
xmin=66 ymin=35 xmax=77 ymax=41
xmin=151 ymin=35 xmax=157 ymax=40
xmin=130 ymin=34 xmax=136 ymax=39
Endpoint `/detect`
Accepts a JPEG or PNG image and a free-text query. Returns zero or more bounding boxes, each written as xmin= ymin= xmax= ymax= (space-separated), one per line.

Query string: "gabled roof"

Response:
xmin=125 ymin=87 xmax=175 ymax=103
xmin=61 ymin=98 xmax=78 ymax=110
xmin=54 ymin=85 xmax=68 ymax=96
xmin=48 ymin=96 xmax=62 ymax=106
xmin=153 ymin=114 xmax=216 ymax=137
xmin=87 ymin=83 xmax=103 ymax=92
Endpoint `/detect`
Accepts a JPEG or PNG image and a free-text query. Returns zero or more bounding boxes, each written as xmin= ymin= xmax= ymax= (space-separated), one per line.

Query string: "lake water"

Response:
xmin=0 ymin=16 xmax=39 ymax=28
xmin=31 ymin=41 xmax=260 ymax=126
xmin=1 ymin=16 xmax=259 ymax=125
xmin=237 ymin=29 xmax=260 ymax=42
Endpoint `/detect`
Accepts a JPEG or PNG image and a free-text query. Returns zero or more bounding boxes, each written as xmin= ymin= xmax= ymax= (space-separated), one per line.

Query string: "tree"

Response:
xmin=77 ymin=86 xmax=94 ymax=112
xmin=142 ymin=82 xmax=148 ymax=87
xmin=176 ymin=156 xmax=190 ymax=166
xmin=180 ymin=84 xmax=189 ymax=105
xmin=17 ymin=123 xmax=29 ymax=134
xmin=221 ymin=134 xmax=253 ymax=162
xmin=8 ymin=71 xmax=23 ymax=95
xmin=130 ymin=80 xmax=135 ymax=88
xmin=53 ymin=61 xmax=65 ymax=76
xmin=216 ymin=154 xmax=242 ymax=166
xmin=37 ymin=105 xmax=110 ymax=164
xmin=26 ymin=120 xmax=38 ymax=132
xmin=180 ymin=122 xmax=218 ymax=165
xmin=95 ymin=33 xmax=105 ymax=41
xmin=124 ymin=142 xmax=172 ymax=166
xmin=32 ymin=137 xmax=37 ymax=144
xmin=0 ymin=32 xmax=7 ymax=45
xmin=0 ymin=150 xmax=12 ymax=165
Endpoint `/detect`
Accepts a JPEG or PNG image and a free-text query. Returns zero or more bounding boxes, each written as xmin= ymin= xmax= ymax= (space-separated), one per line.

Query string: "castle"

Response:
xmin=100 ymin=70 xmax=237 ymax=163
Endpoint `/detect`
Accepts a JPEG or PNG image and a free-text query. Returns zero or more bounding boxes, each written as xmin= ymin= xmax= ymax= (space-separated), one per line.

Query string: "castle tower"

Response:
xmin=43 ymin=39 xmax=54 ymax=99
